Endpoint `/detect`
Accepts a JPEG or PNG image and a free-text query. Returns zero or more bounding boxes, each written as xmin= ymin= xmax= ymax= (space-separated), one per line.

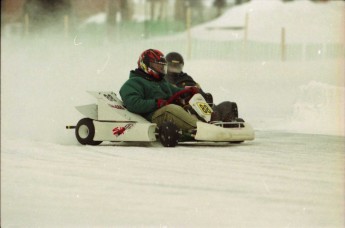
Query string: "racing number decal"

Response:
xmin=103 ymin=93 xmax=116 ymax=102
xmin=197 ymin=103 xmax=212 ymax=115
xmin=108 ymin=104 xmax=125 ymax=110
xmin=103 ymin=93 xmax=126 ymax=110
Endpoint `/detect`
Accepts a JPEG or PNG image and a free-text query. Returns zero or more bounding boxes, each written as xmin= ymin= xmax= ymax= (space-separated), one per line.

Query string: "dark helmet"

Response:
xmin=166 ymin=52 xmax=184 ymax=73
xmin=137 ymin=49 xmax=167 ymax=80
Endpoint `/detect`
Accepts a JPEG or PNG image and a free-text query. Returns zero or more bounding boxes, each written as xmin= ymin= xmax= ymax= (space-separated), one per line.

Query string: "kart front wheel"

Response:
xmin=75 ymin=118 xmax=102 ymax=145
xmin=158 ymin=121 xmax=179 ymax=147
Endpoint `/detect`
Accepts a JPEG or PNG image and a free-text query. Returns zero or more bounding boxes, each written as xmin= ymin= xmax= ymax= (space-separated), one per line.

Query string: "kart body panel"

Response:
xmin=71 ymin=91 xmax=255 ymax=145
xmin=195 ymin=121 xmax=255 ymax=142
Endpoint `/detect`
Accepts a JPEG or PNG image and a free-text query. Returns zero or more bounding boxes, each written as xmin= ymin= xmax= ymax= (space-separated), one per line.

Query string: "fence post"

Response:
xmin=243 ymin=12 xmax=249 ymax=60
xmin=24 ymin=14 xmax=29 ymax=36
xmin=244 ymin=12 xmax=249 ymax=42
xmin=186 ymin=7 xmax=192 ymax=60
xmin=143 ymin=0 xmax=148 ymax=38
xmin=64 ymin=15 xmax=69 ymax=38
xmin=281 ymin=27 xmax=286 ymax=61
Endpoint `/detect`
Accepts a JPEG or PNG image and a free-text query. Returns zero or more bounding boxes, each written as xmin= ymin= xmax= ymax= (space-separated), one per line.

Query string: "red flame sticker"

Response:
xmin=112 ymin=124 xmax=133 ymax=136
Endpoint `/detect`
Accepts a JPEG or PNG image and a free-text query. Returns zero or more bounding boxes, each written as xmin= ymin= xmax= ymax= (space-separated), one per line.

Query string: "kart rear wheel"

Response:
xmin=158 ymin=121 xmax=179 ymax=147
xmin=75 ymin=118 xmax=102 ymax=145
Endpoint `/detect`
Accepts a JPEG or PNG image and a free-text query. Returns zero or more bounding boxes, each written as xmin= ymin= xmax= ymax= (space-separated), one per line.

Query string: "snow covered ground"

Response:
xmin=1 ymin=0 xmax=344 ymax=227
xmin=2 ymin=132 xmax=344 ymax=227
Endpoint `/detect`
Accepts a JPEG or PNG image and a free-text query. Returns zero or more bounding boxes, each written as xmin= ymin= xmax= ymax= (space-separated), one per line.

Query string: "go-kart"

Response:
xmin=66 ymin=89 xmax=255 ymax=147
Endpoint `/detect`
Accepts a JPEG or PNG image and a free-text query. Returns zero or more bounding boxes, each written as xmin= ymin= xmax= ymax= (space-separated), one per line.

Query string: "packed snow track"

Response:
xmin=2 ymin=131 xmax=344 ymax=227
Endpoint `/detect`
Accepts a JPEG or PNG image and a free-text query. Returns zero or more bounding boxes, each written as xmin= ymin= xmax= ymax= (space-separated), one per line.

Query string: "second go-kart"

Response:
xmin=66 ymin=89 xmax=255 ymax=147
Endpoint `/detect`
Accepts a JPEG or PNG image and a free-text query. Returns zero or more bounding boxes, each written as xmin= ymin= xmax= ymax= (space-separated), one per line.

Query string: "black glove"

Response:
xmin=203 ymin=93 xmax=213 ymax=104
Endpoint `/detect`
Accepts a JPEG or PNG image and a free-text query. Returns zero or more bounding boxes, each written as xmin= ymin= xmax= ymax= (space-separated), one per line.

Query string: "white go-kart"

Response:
xmin=67 ymin=89 xmax=255 ymax=147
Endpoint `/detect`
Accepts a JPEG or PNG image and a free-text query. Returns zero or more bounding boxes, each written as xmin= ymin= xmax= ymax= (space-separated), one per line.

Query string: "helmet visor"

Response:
xmin=167 ymin=62 xmax=183 ymax=73
xmin=150 ymin=62 xmax=167 ymax=75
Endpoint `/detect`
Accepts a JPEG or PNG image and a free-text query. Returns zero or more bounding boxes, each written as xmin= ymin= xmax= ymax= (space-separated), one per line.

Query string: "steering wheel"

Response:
xmin=166 ymin=87 xmax=199 ymax=106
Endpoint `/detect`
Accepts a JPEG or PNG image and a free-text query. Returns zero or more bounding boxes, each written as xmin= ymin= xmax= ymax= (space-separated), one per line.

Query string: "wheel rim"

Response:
xmin=78 ymin=125 xmax=89 ymax=139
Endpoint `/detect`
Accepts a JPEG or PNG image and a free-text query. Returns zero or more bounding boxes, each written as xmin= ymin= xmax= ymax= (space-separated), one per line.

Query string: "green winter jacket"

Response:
xmin=119 ymin=69 xmax=183 ymax=121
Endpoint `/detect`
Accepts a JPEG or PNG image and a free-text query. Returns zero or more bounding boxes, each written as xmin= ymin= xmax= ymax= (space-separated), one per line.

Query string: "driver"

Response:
xmin=165 ymin=52 xmax=239 ymax=122
xmin=119 ymin=49 xmax=199 ymax=131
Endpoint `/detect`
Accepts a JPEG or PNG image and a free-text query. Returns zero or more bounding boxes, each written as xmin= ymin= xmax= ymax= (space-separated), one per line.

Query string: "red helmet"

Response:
xmin=137 ymin=49 xmax=167 ymax=80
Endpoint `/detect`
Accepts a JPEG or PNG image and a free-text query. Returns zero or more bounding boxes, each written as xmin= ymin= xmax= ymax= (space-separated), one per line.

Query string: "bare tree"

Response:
xmin=187 ymin=0 xmax=204 ymax=23
xmin=213 ymin=0 xmax=226 ymax=17
xmin=120 ymin=0 xmax=132 ymax=21
xmin=148 ymin=0 xmax=166 ymax=21
xmin=174 ymin=0 xmax=187 ymax=21
xmin=107 ymin=0 xmax=132 ymax=23
xmin=106 ymin=0 xmax=118 ymax=26
xmin=23 ymin=0 xmax=72 ymax=34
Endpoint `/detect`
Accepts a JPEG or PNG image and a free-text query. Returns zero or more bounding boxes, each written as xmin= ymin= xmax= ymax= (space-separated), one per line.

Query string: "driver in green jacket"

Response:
xmin=119 ymin=49 xmax=199 ymax=131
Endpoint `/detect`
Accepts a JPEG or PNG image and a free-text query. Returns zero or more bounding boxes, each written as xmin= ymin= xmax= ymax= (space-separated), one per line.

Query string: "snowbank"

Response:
xmin=192 ymin=0 xmax=345 ymax=43
xmin=275 ymin=81 xmax=345 ymax=136
xmin=185 ymin=59 xmax=345 ymax=137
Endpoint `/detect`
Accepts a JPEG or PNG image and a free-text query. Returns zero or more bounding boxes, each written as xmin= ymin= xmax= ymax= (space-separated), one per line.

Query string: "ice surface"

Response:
xmin=1 ymin=0 xmax=344 ymax=227
xmin=1 ymin=132 xmax=344 ymax=227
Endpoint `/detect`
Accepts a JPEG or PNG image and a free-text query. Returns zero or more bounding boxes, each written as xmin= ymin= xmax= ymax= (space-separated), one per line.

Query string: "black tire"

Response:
xmin=75 ymin=118 xmax=102 ymax=145
xmin=158 ymin=121 xmax=179 ymax=147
